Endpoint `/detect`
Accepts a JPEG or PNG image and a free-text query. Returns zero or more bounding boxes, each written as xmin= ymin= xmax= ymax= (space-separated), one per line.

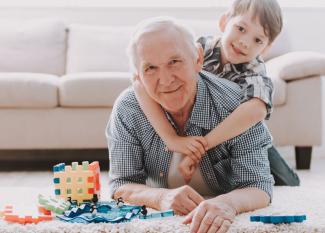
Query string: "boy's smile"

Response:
xmin=219 ymin=10 xmax=271 ymax=66
xmin=231 ymin=43 xmax=247 ymax=56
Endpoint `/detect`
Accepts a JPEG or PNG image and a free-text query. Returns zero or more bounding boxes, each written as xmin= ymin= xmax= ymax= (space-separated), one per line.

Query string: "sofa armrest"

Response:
xmin=265 ymin=51 xmax=325 ymax=81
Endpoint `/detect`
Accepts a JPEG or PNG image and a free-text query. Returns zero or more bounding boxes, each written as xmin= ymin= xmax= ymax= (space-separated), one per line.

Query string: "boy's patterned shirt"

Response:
xmin=198 ymin=36 xmax=274 ymax=119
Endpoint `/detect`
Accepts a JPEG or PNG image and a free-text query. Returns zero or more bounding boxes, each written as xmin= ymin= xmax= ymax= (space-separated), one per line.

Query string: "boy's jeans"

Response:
xmin=268 ymin=146 xmax=300 ymax=186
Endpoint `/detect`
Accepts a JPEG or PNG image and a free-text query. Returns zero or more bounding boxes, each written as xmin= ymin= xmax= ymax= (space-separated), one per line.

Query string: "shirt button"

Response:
xmin=159 ymin=172 xmax=164 ymax=177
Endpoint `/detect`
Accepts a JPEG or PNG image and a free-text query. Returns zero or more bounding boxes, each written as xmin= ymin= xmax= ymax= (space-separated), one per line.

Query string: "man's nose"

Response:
xmin=158 ymin=68 xmax=175 ymax=86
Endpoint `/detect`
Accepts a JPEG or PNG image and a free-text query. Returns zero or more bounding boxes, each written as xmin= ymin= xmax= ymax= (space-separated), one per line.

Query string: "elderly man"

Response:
xmin=106 ymin=17 xmax=274 ymax=233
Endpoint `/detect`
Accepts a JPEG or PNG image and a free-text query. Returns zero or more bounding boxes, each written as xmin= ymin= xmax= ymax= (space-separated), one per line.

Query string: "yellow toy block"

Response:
xmin=53 ymin=161 xmax=100 ymax=204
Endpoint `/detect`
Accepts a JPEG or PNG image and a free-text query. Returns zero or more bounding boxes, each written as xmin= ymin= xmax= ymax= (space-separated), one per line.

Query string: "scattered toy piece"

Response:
xmin=38 ymin=194 xmax=71 ymax=215
xmin=2 ymin=204 xmax=52 ymax=224
xmin=250 ymin=215 xmax=307 ymax=224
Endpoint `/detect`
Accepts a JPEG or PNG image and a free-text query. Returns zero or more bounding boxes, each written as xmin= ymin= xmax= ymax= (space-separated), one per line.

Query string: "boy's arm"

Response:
xmin=204 ymin=98 xmax=267 ymax=150
xmin=133 ymin=78 xmax=207 ymax=162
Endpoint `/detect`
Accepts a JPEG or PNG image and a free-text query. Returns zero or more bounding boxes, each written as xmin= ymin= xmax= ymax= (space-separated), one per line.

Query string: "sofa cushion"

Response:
xmin=0 ymin=73 xmax=59 ymax=108
xmin=59 ymin=72 xmax=132 ymax=107
xmin=66 ymin=24 xmax=133 ymax=73
xmin=0 ymin=19 xmax=66 ymax=76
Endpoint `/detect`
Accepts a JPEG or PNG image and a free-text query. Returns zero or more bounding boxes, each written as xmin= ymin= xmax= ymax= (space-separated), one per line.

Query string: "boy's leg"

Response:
xmin=268 ymin=146 xmax=300 ymax=186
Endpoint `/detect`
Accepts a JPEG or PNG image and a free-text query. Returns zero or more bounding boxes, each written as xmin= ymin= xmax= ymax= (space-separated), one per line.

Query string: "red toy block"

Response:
xmin=88 ymin=188 xmax=94 ymax=194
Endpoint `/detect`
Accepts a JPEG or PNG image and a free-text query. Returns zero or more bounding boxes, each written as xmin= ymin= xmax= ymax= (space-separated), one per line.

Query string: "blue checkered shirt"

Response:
xmin=198 ymin=36 xmax=274 ymax=119
xmin=106 ymin=71 xmax=274 ymax=200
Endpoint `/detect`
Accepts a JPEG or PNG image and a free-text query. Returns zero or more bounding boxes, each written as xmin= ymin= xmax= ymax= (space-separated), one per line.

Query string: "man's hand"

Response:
xmin=183 ymin=198 xmax=236 ymax=233
xmin=166 ymin=136 xmax=208 ymax=163
xmin=159 ymin=185 xmax=204 ymax=215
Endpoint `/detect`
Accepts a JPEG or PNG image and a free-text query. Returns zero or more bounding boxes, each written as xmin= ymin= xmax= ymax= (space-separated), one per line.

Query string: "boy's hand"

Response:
xmin=166 ymin=136 xmax=208 ymax=163
xmin=178 ymin=157 xmax=197 ymax=183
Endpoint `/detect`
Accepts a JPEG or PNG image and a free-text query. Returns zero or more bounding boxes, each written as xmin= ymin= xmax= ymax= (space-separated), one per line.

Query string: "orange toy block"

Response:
xmin=2 ymin=205 xmax=53 ymax=224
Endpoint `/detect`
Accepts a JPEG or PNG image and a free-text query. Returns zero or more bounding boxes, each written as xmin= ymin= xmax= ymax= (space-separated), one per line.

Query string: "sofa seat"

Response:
xmin=0 ymin=73 xmax=59 ymax=108
xmin=59 ymin=72 xmax=132 ymax=107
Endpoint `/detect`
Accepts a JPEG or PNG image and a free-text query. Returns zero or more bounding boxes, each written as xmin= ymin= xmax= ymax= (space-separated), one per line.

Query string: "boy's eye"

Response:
xmin=255 ymin=38 xmax=263 ymax=44
xmin=237 ymin=26 xmax=245 ymax=32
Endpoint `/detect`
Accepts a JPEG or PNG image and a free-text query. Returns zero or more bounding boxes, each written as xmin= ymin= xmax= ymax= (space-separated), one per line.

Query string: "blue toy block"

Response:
xmin=53 ymin=163 xmax=65 ymax=172
xmin=139 ymin=210 xmax=174 ymax=219
xmin=250 ymin=215 xmax=307 ymax=224
xmin=64 ymin=203 xmax=92 ymax=218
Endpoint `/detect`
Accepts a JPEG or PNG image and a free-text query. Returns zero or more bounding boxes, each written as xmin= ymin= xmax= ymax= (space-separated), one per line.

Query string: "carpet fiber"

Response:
xmin=0 ymin=157 xmax=325 ymax=233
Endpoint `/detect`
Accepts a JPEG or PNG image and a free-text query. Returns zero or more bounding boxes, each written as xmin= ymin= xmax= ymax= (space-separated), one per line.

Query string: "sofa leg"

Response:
xmin=295 ymin=146 xmax=312 ymax=170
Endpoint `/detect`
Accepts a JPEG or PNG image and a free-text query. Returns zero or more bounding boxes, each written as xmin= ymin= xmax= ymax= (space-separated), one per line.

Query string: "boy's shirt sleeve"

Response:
xmin=197 ymin=36 xmax=221 ymax=74
xmin=236 ymin=57 xmax=274 ymax=120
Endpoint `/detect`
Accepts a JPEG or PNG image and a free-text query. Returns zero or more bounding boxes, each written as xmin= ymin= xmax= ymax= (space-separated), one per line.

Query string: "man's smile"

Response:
xmin=161 ymin=85 xmax=182 ymax=94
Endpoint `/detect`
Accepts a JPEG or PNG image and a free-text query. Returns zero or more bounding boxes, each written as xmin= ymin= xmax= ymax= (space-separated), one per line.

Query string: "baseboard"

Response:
xmin=0 ymin=149 xmax=109 ymax=171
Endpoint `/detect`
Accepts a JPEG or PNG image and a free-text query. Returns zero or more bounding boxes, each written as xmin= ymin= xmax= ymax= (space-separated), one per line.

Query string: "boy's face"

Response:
xmin=219 ymin=10 xmax=271 ymax=65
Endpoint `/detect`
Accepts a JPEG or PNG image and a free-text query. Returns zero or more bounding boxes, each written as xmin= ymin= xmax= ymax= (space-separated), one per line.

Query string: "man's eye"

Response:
xmin=145 ymin=66 xmax=156 ymax=73
xmin=237 ymin=26 xmax=245 ymax=32
xmin=169 ymin=59 xmax=181 ymax=65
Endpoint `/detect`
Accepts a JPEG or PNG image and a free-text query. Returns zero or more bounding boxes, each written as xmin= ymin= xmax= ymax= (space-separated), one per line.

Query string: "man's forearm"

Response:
xmin=214 ymin=187 xmax=270 ymax=214
xmin=113 ymin=183 xmax=167 ymax=210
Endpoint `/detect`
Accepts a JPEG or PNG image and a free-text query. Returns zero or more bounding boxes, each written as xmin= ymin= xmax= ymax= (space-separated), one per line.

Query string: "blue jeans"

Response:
xmin=268 ymin=146 xmax=300 ymax=186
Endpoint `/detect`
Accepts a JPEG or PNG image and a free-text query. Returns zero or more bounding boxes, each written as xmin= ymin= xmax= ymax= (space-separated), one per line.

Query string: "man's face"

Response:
xmin=135 ymin=29 xmax=202 ymax=114
xmin=220 ymin=10 xmax=271 ymax=65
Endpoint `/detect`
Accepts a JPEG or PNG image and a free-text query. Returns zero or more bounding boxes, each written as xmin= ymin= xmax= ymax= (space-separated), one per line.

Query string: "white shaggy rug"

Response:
xmin=1 ymin=157 xmax=325 ymax=233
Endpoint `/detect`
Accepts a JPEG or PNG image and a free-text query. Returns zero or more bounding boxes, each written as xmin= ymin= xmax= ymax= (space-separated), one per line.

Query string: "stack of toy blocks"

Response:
xmin=53 ymin=161 xmax=100 ymax=204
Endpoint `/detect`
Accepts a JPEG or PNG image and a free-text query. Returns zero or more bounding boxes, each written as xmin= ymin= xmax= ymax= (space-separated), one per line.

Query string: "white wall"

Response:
xmin=0 ymin=6 xmax=324 ymax=53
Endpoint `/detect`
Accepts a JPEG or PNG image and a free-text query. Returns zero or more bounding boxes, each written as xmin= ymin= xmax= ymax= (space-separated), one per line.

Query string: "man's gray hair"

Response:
xmin=126 ymin=17 xmax=198 ymax=74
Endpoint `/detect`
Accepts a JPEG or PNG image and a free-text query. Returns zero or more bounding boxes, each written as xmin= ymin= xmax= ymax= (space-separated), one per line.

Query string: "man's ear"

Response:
xmin=194 ymin=43 xmax=204 ymax=72
xmin=219 ymin=12 xmax=230 ymax=32
xmin=132 ymin=73 xmax=140 ymax=82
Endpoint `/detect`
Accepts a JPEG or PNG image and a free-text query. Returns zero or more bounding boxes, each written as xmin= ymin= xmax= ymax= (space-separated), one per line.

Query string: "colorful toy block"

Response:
xmin=38 ymin=194 xmax=71 ymax=215
xmin=250 ymin=215 xmax=307 ymax=224
xmin=2 ymin=204 xmax=53 ymax=224
xmin=53 ymin=161 xmax=101 ymax=204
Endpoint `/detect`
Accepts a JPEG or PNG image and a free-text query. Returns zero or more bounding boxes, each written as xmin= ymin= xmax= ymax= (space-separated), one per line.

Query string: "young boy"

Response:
xmin=134 ymin=0 xmax=300 ymax=185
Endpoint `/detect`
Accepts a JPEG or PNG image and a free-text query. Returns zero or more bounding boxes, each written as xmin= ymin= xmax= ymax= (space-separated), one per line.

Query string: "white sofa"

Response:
xmin=0 ymin=18 xmax=324 ymax=169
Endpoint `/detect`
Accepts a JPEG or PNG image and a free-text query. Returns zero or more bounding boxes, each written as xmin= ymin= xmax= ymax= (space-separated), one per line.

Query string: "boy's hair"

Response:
xmin=229 ymin=0 xmax=283 ymax=43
